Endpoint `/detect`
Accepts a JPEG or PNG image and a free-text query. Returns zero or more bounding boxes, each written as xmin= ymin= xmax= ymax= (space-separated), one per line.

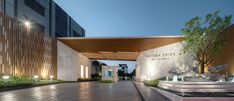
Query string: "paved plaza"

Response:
xmin=0 ymin=81 xmax=142 ymax=101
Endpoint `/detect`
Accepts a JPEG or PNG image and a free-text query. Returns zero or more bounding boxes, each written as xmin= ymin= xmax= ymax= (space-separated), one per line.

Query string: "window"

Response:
xmin=24 ymin=0 xmax=45 ymax=16
xmin=81 ymin=65 xmax=84 ymax=78
xmin=55 ymin=4 xmax=68 ymax=37
xmin=86 ymin=66 xmax=88 ymax=78
xmin=34 ymin=22 xmax=45 ymax=33
xmin=73 ymin=30 xmax=81 ymax=37
xmin=108 ymin=71 xmax=112 ymax=77
xmin=82 ymin=28 xmax=85 ymax=37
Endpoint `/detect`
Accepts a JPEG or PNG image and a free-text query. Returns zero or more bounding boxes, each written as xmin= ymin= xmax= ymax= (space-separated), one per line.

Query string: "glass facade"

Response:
xmin=24 ymin=0 xmax=45 ymax=16
xmin=1 ymin=0 xmax=86 ymax=38
xmin=73 ymin=30 xmax=81 ymax=37
xmin=55 ymin=4 xmax=68 ymax=37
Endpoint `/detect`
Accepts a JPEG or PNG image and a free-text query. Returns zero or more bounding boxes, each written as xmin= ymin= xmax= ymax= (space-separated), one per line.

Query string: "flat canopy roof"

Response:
xmin=58 ymin=36 xmax=184 ymax=61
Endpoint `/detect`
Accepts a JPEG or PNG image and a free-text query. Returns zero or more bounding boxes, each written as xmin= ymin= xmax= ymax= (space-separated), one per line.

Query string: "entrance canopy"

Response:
xmin=58 ymin=36 xmax=183 ymax=61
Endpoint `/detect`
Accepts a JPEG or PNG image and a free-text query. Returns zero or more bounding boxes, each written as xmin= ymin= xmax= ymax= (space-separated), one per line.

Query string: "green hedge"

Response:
xmin=144 ymin=77 xmax=166 ymax=87
xmin=0 ymin=76 xmax=34 ymax=88
xmin=144 ymin=79 xmax=160 ymax=87
xmin=0 ymin=76 xmax=64 ymax=89
xmin=97 ymin=80 xmax=113 ymax=83
xmin=77 ymin=78 xmax=96 ymax=82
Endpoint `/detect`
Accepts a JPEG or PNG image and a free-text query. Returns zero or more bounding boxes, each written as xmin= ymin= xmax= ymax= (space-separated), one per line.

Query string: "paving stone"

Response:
xmin=0 ymin=81 xmax=142 ymax=101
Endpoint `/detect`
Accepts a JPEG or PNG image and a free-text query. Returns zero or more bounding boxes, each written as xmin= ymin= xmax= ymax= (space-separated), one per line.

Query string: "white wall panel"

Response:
xmin=57 ymin=41 xmax=91 ymax=81
xmin=136 ymin=42 xmax=197 ymax=81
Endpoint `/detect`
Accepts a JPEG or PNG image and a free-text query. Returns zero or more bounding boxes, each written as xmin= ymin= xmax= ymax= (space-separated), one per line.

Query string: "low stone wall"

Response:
xmin=136 ymin=42 xmax=196 ymax=81
xmin=159 ymin=81 xmax=234 ymax=92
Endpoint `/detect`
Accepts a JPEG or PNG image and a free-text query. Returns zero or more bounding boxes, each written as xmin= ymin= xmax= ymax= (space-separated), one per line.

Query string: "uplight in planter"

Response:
xmin=2 ymin=75 xmax=10 ymax=80
xmin=33 ymin=75 xmax=39 ymax=79
xmin=50 ymin=75 xmax=54 ymax=79
xmin=50 ymin=75 xmax=54 ymax=82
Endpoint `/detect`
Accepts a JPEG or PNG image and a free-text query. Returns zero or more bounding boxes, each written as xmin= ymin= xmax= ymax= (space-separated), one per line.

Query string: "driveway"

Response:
xmin=0 ymin=81 xmax=142 ymax=101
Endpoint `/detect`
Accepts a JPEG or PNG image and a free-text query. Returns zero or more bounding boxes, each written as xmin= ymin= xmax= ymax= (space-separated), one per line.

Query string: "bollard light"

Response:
xmin=219 ymin=79 xmax=223 ymax=82
xmin=33 ymin=75 xmax=39 ymax=79
xmin=2 ymin=75 xmax=10 ymax=80
xmin=49 ymin=75 xmax=54 ymax=83
xmin=50 ymin=75 xmax=54 ymax=79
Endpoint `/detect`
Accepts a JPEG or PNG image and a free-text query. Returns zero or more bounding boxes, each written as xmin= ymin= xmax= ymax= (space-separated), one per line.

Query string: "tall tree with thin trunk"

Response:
xmin=181 ymin=11 xmax=232 ymax=74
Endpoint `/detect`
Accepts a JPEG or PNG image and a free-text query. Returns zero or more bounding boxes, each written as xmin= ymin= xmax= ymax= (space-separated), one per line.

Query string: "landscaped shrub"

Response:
xmin=0 ymin=76 xmax=67 ymax=89
xmin=97 ymin=80 xmax=113 ymax=83
xmin=91 ymin=74 xmax=101 ymax=80
xmin=0 ymin=76 xmax=35 ymax=88
xmin=77 ymin=78 xmax=95 ymax=82
xmin=144 ymin=77 xmax=166 ymax=87
xmin=144 ymin=79 xmax=159 ymax=87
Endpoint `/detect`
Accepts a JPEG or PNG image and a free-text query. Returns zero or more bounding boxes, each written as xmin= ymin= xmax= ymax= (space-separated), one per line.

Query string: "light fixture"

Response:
xmin=49 ymin=75 xmax=54 ymax=79
xmin=24 ymin=21 xmax=31 ymax=29
xmin=49 ymin=75 xmax=54 ymax=82
xmin=33 ymin=75 xmax=39 ymax=79
xmin=2 ymin=75 xmax=10 ymax=80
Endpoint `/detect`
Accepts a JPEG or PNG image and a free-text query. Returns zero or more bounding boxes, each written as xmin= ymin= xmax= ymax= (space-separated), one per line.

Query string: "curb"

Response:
xmin=151 ymin=87 xmax=234 ymax=101
xmin=132 ymin=81 xmax=148 ymax=101
xmin=151 ymin=87 xmax=180 ymax=101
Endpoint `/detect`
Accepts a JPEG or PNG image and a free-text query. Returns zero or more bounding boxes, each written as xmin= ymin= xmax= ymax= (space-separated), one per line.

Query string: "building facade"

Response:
xmin=0 ymin=12 xmax=56 ymax=78
xmin=102 ymin=66 xmax=118 ymax=82
xmin=0 ymin=0 xmax=87 ymax=80
xmin=0 ymin=0 xmax=85 ymax=38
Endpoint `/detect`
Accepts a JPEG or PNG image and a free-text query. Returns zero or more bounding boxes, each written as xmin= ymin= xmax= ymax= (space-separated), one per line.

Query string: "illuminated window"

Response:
xmin=24 ymin=0 xmax=45 ymax=16
xmin=86 ymin=66 xmax=88 ymax=78
xmin=80 ymin=65 xmax=84 ymax=78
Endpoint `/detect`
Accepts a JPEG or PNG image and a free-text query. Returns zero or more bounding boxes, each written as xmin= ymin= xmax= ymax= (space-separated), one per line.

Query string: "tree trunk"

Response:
xmin=200 ymin=63 xmax=205 ymax=74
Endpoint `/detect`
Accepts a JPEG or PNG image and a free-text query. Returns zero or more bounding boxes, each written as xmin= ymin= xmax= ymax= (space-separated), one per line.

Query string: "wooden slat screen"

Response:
xmin=0 ymin=12 xmax=57 ymax=79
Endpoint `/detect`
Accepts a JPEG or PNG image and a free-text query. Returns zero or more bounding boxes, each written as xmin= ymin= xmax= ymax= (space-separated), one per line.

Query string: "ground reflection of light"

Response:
xmin=108 ymin=84 xmax=113 ymax=90
xmin=108 ymin=84 xmax=113 ymax=95
xmin=49 ymin=85 xmax=56 ymax=90
xmin=32 ymin=87 xmax=43 ymax=99
xmin=48 ymin=85 xmax=57 ymax=97
xmin=1 ymin=92 xmax=16 ymax=101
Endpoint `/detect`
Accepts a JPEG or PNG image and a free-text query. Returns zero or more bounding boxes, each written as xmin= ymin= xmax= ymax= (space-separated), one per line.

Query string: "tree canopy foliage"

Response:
xmin=182 ymin=11 xmax=232 ymax=74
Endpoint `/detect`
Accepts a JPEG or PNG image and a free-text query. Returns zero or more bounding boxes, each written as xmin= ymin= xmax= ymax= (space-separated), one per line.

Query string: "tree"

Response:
xmin=92 ymin=60 xmax=100 ymax=74
xmin=181 ymin=11 xmax=232 ymax=74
